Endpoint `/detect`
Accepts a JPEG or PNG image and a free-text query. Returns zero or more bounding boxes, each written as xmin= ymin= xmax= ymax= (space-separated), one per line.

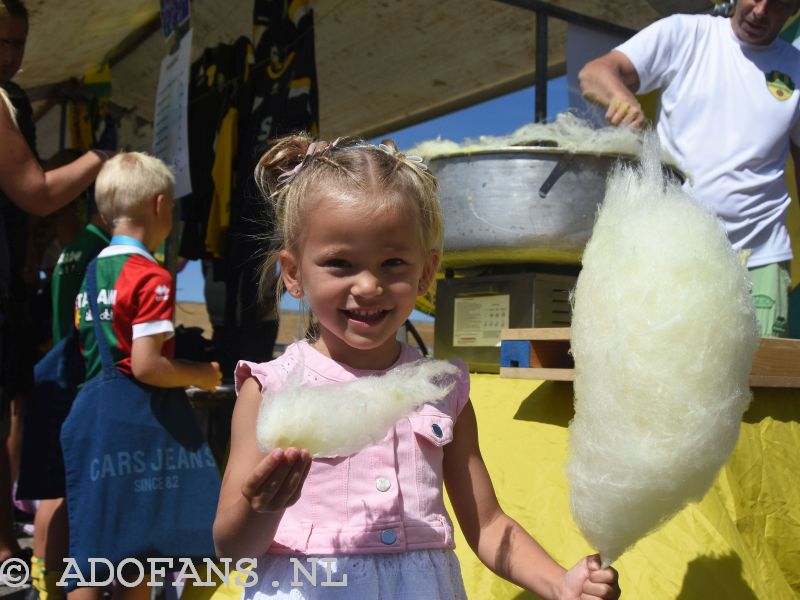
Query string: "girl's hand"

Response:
xmin=559 ymin=554 xmax=620 ymax=600
xmin=242 ymin=447 xmax=312 ymax=513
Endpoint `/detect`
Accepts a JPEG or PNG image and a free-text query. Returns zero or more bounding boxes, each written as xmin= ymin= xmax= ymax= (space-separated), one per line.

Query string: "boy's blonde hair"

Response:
xmin=254 ymin=135 xmax=443 ymax=304
xmin=95 ymin=152 xmax=175 ymax=224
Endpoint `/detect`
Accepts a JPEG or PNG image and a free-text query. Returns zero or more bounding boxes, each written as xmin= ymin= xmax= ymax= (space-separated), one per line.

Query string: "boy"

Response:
xmin=75 ymin=152 xmax=220 ymax=394
xmin=69 ymin=152 xmax=220 ymax=600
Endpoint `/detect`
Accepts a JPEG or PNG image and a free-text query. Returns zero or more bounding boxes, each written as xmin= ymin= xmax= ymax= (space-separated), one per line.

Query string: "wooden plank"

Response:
xmin=500 ymin=328 xmax=800 ymax=389
xmin=751 ymin=337 xmax=800 ymax=376
xmin=499 ymin=367 xmax=575 ymax=381
xmin=501 ymin=327 xmax=571 ymax=341
xmin=749 ymin=375 xmax=800 ymax=388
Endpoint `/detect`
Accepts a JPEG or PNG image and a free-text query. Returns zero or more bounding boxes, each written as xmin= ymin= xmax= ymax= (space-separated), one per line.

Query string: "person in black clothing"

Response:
xmin=0 ymin=0 xmax=109 ymax=569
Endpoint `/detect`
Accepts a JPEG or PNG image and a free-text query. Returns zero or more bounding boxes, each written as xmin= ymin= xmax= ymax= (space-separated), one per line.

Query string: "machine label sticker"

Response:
xmin=453 ymin=295 xmax=510 ymax=347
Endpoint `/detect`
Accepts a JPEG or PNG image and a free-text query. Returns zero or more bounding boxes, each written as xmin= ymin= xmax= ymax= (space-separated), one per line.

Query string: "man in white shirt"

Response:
xmin=579 ymin=0 xmax=800 ymax=337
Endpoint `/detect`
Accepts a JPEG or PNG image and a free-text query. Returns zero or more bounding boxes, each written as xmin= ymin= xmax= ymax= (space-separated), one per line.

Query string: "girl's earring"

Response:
xmin=291 ymin=288 xmax=303 ymax=297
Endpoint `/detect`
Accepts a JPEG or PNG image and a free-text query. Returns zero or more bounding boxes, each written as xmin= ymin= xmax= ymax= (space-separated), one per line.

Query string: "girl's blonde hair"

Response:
xmin=254 ymin=134 xmax=443 ymax=306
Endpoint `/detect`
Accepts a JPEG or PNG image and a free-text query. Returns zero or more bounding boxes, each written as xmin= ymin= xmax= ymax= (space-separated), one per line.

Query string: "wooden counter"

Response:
xmin=499 ymin=327 xmax=800 ymax=388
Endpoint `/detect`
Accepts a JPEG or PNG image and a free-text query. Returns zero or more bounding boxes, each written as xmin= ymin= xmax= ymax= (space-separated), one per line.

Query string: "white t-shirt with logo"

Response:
xmin=617 ymin=14 xmax=800 ymax=267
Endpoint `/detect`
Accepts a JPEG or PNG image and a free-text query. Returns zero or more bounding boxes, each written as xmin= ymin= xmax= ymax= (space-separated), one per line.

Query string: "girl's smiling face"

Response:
xmin=279 ymin=190 xmax=439 ymax=371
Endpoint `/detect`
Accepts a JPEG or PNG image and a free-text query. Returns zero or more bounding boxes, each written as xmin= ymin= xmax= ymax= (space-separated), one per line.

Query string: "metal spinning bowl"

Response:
xmin=429 ymin=147 xmax=683 ymax=268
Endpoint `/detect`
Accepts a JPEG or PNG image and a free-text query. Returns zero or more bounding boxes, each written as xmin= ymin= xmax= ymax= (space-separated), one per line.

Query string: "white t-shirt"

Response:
xmin=617 ymin=14 xmax=800 ymax=267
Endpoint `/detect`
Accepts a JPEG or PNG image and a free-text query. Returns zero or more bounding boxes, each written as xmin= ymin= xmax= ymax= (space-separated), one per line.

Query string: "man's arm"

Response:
xmin=579 ymin=50 xmax=645 ymax=128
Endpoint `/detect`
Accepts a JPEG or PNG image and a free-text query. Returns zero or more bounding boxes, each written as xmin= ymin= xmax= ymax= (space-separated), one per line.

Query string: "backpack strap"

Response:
xmin=85 ymin=258 xmax=117 ymax=378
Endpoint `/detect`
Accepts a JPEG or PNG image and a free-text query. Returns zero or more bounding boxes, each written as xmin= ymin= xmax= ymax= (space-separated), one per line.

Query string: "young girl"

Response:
xmin=213 ymin=135 xmax=620 ymax=600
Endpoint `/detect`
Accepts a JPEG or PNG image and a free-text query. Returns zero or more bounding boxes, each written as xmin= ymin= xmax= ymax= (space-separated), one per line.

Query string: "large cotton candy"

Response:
xmin=567 ymin=132 xmax=758 ymax=566
xmin=257 ymin=359 xmax=459 ymax=458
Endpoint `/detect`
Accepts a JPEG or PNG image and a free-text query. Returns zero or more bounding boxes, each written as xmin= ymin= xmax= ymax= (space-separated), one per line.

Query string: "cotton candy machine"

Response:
xmin=428 ymin=147 xmax=684 ymax=267
xmin=427 ymin=147 xmax=684 ymax=371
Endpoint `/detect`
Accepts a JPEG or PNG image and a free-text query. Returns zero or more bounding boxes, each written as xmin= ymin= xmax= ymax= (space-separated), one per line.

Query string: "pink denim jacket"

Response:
xmin=235 ymin=340 xmax=470 ymax=555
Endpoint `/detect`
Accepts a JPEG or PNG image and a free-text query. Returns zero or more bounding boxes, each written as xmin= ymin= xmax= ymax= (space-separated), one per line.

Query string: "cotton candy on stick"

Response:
xmin=257 ymin=360 xmax=459 ymax=458
xmin=566 ymin=132 xmax=759 ymax=567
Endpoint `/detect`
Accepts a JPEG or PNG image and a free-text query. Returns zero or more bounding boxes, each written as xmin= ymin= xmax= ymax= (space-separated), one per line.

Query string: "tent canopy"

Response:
xmin=18 ymin=0 xmax=709 ymax=152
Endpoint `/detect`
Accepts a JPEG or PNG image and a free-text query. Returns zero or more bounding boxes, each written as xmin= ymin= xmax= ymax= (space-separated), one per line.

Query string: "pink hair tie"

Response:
xmin=277 ymin=138 xmax=341 ymax=184
xmin=375 ymin=143 xmax=427 ymax=171
xmin=277 ymin=162 xmax=304 ymax=183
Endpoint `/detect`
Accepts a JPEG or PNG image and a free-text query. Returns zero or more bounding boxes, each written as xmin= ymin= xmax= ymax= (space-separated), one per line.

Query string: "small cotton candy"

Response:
xmin=257 ymin=359 xmax=460 ymax=458
xmin=567 ymin=131 xmax=759 ymax=566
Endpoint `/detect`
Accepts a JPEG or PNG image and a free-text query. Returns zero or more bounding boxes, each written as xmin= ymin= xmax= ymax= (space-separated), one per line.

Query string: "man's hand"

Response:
xmin=606 ymin=94 xmax=646 ymax=128
xmin=579 ymin=51 xmax=644 ymax=129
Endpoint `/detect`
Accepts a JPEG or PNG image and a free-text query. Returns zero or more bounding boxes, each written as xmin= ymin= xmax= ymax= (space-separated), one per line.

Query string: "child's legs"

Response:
xmin=6 ymin=393 xmax=24 ymax=482
xmin=0 ymin=442 xmax=22 ymax=558
xmin=67 ymin=576 xmax=152 ymax=600
xmin=67 ymin=586 xmax=105 ymax=600
xmin=33 ymin=498 xmax=69 ymax=568
xmin=31 ymin=499 xmax=69 ymax=600
xmin=0 ymin=325 xmax=22 ymax=558
xmin=111 ymin=580 xmax=152 ymax=600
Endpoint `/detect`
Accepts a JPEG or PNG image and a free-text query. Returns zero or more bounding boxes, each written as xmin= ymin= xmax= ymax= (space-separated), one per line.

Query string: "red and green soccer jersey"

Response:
xmin=75 ymin=245 xmax=175 ymax=381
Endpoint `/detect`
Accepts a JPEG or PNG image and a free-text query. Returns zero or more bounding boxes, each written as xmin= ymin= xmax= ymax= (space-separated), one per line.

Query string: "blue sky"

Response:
xmin=176 ymin=76 xmax=571 ymax=313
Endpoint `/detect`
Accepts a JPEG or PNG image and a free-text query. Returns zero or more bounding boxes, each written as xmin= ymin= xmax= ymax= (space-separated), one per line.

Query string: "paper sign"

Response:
xmin=153 ymin=29 xmax=193 ymax=200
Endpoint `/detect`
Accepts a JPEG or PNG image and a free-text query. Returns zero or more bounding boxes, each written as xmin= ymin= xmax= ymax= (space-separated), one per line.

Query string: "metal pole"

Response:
xmin=495 ymin=0 xmax=636 ymax=38
xmin=535 ymin=7 xmax=548 ymax=122
xmin=497 ymin=0 xmax=638 ymax=122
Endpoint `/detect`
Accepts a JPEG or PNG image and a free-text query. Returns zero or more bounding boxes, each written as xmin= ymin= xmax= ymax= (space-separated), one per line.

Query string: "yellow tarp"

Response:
xmin=448 ymin=375 xmax=800 ymax=599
